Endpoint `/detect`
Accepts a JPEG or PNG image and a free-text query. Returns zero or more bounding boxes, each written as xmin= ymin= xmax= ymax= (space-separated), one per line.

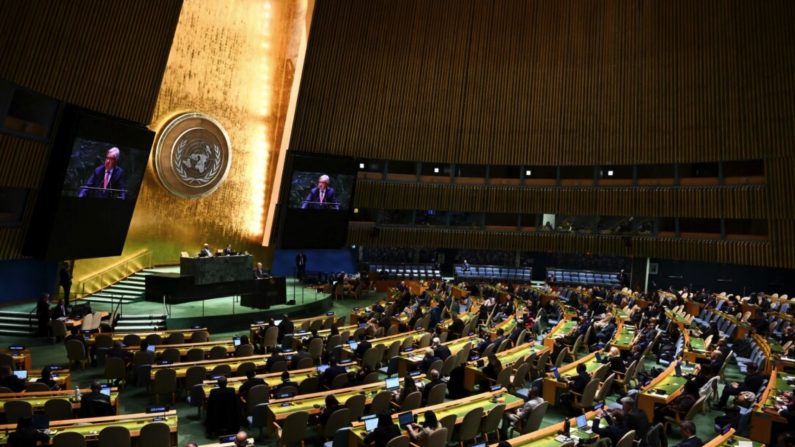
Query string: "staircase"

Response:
xmin=114 ymin=313 xmax=167 ymax=332
xmin=0 ymin=310 xmax=37 ymax=336
xmin=80 ymin=269 xmax=156 ymax=305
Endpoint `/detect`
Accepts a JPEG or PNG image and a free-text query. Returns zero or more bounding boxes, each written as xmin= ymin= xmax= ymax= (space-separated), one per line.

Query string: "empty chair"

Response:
xmin=276 ymin=410 xmax=309 ymax=446
xmin=385 ymin=435 xmax=410 ymax=447
xmin=54 ymin=432 xmax=86 ymax=447
xmin=270 ymin=360 xmax=289 ymax=373
xmin=480 ymin=403 xmax=505 ymax=444
xmin=345 ymin=394 xmax=366 ymax=422
xmin=98 ymin=426 xmax=131 ymax=447
xmin=594 ymin=373 xmax=616 ymax=404
xmin=322 ymin=408 xmax=351 ymax=440
xmin=209 ymin=345 xmax=228 ymax=360
xmin=263 ymin=326 xmax=279 ymax=352
xmin=453 ymin=407 xmax=483 ymax=446
xmin=139 ymin=422 xmax=171 ymax=447
xmin=4 ymin=400 xmax=33 ymax=423
xmin=572 ymin=378 xmax=600 ymax=412
xmin=185 ymin=347 xmax=205 ymax=362
xmin=370 ymin=390 xmax=393 ymax=415
xmin=153 ymin=368 xmax=177 ymax=404
xmin=400 ymin=391 xmax=422 ymax=411
xmin=439 ymin=414 xmax=456 ymax=444
xmin=188 ymin=384 xmax=206 ymax=416
xmin=133 ymin=350 xmax=155 ymax=367
xmin=122 ymin=334 xmax=141 ymax=347
xmin=246 ymin=384 xmax=270 ymax=415
xmin=236 ymin=344 xmax=255 ymax=357
xmin=330 ymin=372 xmax=349 ymax=389
xmin=44 ymin=399 xmax=73 ymax=420
xmin=65 ymin=339 xmax=88 ymax=369
xmin=515 ymin=401 xmax=549 ymax=435
xmin=298 ymin=376 xmax=319 ymax=394
xmin=51 ymin=320 xmax=67 ymax=342
xmin=645 ymin=423 xmax=664 ymax=447
xmin=211 ymin=364 xmax=232 ymax=377
xmin=26 ymin=382 xmax=51 ymax=392
xmin=191 ymin=330 xmax=209 ymax=342
xmin=161 ymin=348 xmax=181 ymax=364
xmin=425 ymin=383 xmax=447 ymax=406
xmin=293 ymin=356 xmax=313 ymax=370
xmin=236 ymin=361 xmax=256 ymax=376
xmin=164 ymin=332 xmax=185 ymax=344
xmin=308 ymin=338 xmax=324 ymax=363
xmin=104 ymin=356 xmax=127 ymax=386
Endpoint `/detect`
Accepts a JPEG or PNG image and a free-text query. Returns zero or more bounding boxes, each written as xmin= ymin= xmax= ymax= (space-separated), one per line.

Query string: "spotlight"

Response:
xmin=433 ymin=167 xmax=440 ymax=174
xmin=359 ymin=163 xmax=365 ymax=169
xmin=525 ymin=170 xmax=532 ymax=176
xmin=607 ymin=170 xmax=614 ymax=177
xmin=353 ymin=208 xmax=359 ymax=214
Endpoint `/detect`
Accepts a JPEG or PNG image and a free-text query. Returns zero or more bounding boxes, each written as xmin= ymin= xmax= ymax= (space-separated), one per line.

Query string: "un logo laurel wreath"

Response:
xmin=154 ymin=112 xmax=232 ymax=199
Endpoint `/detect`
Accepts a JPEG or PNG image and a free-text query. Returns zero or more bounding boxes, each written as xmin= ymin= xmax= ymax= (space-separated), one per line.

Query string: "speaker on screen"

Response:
xmin=23 ymin=105 xmax=154 ymax=260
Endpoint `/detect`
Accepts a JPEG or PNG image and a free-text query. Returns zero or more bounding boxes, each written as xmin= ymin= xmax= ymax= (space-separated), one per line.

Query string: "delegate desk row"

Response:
xmin=0 ymin=410 xmax=177 ymax=446
xmin=750 ymin=370 xmax=795 ymax=445
xmin=0 ymin=387 xmax=119 ymax=415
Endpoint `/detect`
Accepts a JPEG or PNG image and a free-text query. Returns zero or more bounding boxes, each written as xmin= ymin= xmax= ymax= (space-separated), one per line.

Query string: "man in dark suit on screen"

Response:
xmin=301 ymin=174 xmax=339 ymax=209
xmin=78 ymin=147 xmax=127 ymax=199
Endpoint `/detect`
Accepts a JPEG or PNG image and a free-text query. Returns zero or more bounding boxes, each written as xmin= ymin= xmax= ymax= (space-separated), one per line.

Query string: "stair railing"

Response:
xmin=75 ymin=249 xmax=153 ymax=299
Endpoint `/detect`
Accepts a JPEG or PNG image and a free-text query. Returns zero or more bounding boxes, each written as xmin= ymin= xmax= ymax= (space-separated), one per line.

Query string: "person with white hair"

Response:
xmin=78 ymin=146 xmax=126 ymax=199
xmin=432 ymin=337 xmax=452 ymax=360
xmin=301 ymin=173 xmax=338 ymax=209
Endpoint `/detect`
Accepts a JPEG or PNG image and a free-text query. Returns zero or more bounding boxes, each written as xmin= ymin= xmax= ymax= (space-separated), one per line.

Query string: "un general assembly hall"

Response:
xmin=1 ymin=1 xmax=794 ymax=446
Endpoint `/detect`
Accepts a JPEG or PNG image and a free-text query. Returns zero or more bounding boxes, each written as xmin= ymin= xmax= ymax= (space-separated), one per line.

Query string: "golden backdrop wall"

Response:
xmin=74 ymin=0 xmax=310 ymax=280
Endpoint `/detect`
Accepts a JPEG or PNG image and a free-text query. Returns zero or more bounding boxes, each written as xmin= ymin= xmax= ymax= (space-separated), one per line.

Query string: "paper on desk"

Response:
xmin=738 ymin=441 xmax=752 ymax=447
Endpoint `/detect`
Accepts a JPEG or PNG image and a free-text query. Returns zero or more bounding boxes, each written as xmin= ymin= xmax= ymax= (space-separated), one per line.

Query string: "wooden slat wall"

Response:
xmin=293 ymin=0 xmax=795 ymax=166
xmin=353 ymin=180 xmax=766 ymax=220
xmin=290 ymin=0 xmax=795 ymax=269
xmin=0 ymin=0 xmax=183 ymax=260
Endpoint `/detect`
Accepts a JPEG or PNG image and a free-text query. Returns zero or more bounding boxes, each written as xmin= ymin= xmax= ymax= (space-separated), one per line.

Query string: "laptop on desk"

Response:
xmin=385 ymin=377 xmax=400 ymax=392
xmin=362 ymin=415 xmax=379 ymax=433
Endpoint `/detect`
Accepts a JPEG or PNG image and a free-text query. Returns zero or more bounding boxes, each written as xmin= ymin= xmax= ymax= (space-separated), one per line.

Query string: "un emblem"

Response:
xmin=154 ymin=112 xmax=232 ymax=199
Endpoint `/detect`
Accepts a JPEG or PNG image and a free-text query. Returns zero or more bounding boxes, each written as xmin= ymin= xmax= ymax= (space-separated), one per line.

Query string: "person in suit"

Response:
xmin=253 ymin=262 xmax=268 ymax=279
xmin=265 ymin=351 xmax=286 ymax=372
xmin=301 ymin=175 xmax=339 ymax=210
xmin=503 ymin=386 xmax=545 ymax=436
xmin=674 ymin=421 xmax=703 ymax=447
xmin=363 ymin=413 xmax=401 ymax=447
xmin=36 ymin=293 xmax=50 ymax=337
xmin=354 ymin=333 xmax=372 ymax=359
xmin=205 ymin=376 xmax=241 ymax=437
xmin=223 ymin=244 xmax=235 ymax=256
xmin=51 ymin=299 xmax=68 ymax=320
xmin=606 ymin=346 xmax=626 ymax=374
xmin=80 ymin=382 xmax=113 ymax=417
xmin=654 ymin=379 xmax=699 ymax=424
xmin=619 ymin=396 xmax=650 ymax=442
xmin=320 ymin=358 xmax=347 ymax=389
xmin=58 ymin=262 xmax=72 ymax=306
xmin=717 ymin=362 xmax=764 ymax=408
xmin=198 ymin=243 xmax=213 ymax=257
xmin=277 ymin=315 xmax=294 ymax=342
xmin=317 ymin=395 xmax=343 ymax=428
xmin=421 ymin=370 xmax=443 ymax=405
xmin=78 ymin=147 xmax=127 ymax=199
xmin=36 ymin=367 xmax=58 ymax=390
xmin=419 ymin=349 xmax=441 ymax=374
xmin=295 ymin=252 xmax=307 ymax=279
xmin=0 ymin=366 xmax=25 ymax=392
xmin=592 ymin=408 xmax=630 ymax=447
xmin=447 ymin=315 xmax=464 ymax=340
xmin=273 ymin=371 xmax=299 ymax=396
xmin=7 ymin=417 xmax=49 ymax=447
xmin=237 ymin=370 xmax=265 ymax=401
xmin=432 ymin=338 xmax=451 ymax=360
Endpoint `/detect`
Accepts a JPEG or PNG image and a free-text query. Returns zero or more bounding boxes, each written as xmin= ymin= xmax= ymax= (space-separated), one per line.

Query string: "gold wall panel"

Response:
xmin=74 ymin=0 xmax=308 ymax=279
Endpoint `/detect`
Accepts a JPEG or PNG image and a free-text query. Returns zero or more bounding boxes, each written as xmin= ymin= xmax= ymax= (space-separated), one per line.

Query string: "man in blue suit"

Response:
xmin=78 ymin=147 xmax=127 ymax=199
xmin=301 ymin=174 xmax=338 ymax=209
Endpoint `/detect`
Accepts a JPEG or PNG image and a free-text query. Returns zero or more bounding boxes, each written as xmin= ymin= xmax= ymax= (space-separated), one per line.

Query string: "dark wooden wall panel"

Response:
xmin=0 ymin=0 xmax=183 ymax=261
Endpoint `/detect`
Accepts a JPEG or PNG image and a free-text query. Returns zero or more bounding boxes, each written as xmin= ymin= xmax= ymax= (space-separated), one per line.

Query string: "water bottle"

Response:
xmin=74 ymin=385 xmax=81 ymax=400
xmin=563 ymin=418 xmax=570 ymax=436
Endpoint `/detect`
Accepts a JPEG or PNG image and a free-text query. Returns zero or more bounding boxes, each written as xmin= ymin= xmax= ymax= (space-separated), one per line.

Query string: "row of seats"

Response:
xmin=454 ymin=264 xmax=532 ymax=281
xmin=547 ymin=268 xmax=621 ymax=287
xmin=369 ymin=264 xmax=440 ymax=279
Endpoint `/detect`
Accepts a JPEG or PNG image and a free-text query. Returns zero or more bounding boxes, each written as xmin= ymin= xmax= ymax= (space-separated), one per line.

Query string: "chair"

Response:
xmin=594 ymin=373 xmax=616 ymax=404
xmin=615 ymin=430 xmax=637 ymax=447
xmin=440 ymin=355 xmax=457 ymax=377
xmin=645 ymin=423 xmax=664 ymax=447
xmin=161 ymin=348 xmax=181 ymax=364
xmin=153 ymin=368 xmax=177 ymax=404
xmin=370 ymin=390 xmax=393 ymax=415
xmin=426 ymin=383 xmax=447 ymax=405
xmin=454 ymin=407 xmax=483 ymax=446
xmin=184 ymin=365 xmax=207 ymax=390
xmin=298 ymin=376 xmax=319 ymax=394
xmin=236 ymin=344 xmax=255 ymax=357
xmin=145 ymin=334 xmax=163 ymax=346
xmin=362 ymin=347 xmax=381 ymax=371
xmin=44 ymin=398 xmax=73 ymax=420
xmin=51 ymin=320 xmax=67 ymax=341
xmin=331 ymin=372 xmax=349 ymax=389
xmin=614 ymin=360 xmax=637 ymax=394
xmin=322 ymin=408 xmax=351 ymax=440
xmin=270 ymin=360 xmax=289 ymax=373
xmin=236 ymin=361 xmax=256 ymax=376
xmin=345 ymin=394 xmax=366 ymax=422
xmin=122 ymin=334 xmax=141 ymax=347
xmin=363 ymin=371 xmax=380 ymax=384
xmin=54 ymin=432 xmax=86 ymax=447
xmin=247 ymin=384 xmax=270 ymax=415
xmin=188 ymin=384 xmax=206 ymax=416
xmin=592 ymin=363 xmax=610 ymax=381
xmin=26 ymin=382 xmax=51 ymax=391
xmin=439 ymin=414 xmax=456 ymax=444
xmin=512 ymin=362 xmax=530 ymax=391
xmin=663 ymin=396 xmax=706 ymax=433
xmin=105 ymin=356 xmax=127 ymax=386
xmin=572 ymin=378 xmax=600 ymax=412
xmin=139 ymin=422 xmax=171 ymax=447
xmin=385 ymin=435 xmax=410 ymax=447
xmin=133 ymin=350 xmax=155 ymax=367
xmin=209 ymin=345 xmax=228 ymax=360
xmin=191 ymin=330 xmax=209 ymax=342
xmin=65 ymin=339 xmax=88 ymax=368
xmin=418 ymin=333 xmax=432 ymax=348
xmin=210 ymin=365 xmax=232 ymax=377
xmin=554 ymin=347 xmax=569 ymax=367
xmin=427 ymin=359 xmax=443 ymax=375
xmin=249 ymin=402 xmax=270 ymax=440
xmin=164 ymin=332 xmax=185 ymax=345
xmin=480 ymin=403 xmax=505 ymax=443
xmin=98 ymin=426 xmax=131 ymax=447
xmin=276 ymin=410 xmax=309 ymax=446
xmin=387 ymin=325 xmax=399 ymax=336
xmin=400 ymin=391 xmax=422 ymax=411
xmin=295 ymin=356 xmax=314 ymax=370
xmin=309 ymin=338 xmax=324 ymax=363
xmin=532 ymin=351 xmax=551 ymax=380
xmin=520 ymin=401 xmax=549 ymax=434
xmin=4 ymin=399 xmax=33 ymax=423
